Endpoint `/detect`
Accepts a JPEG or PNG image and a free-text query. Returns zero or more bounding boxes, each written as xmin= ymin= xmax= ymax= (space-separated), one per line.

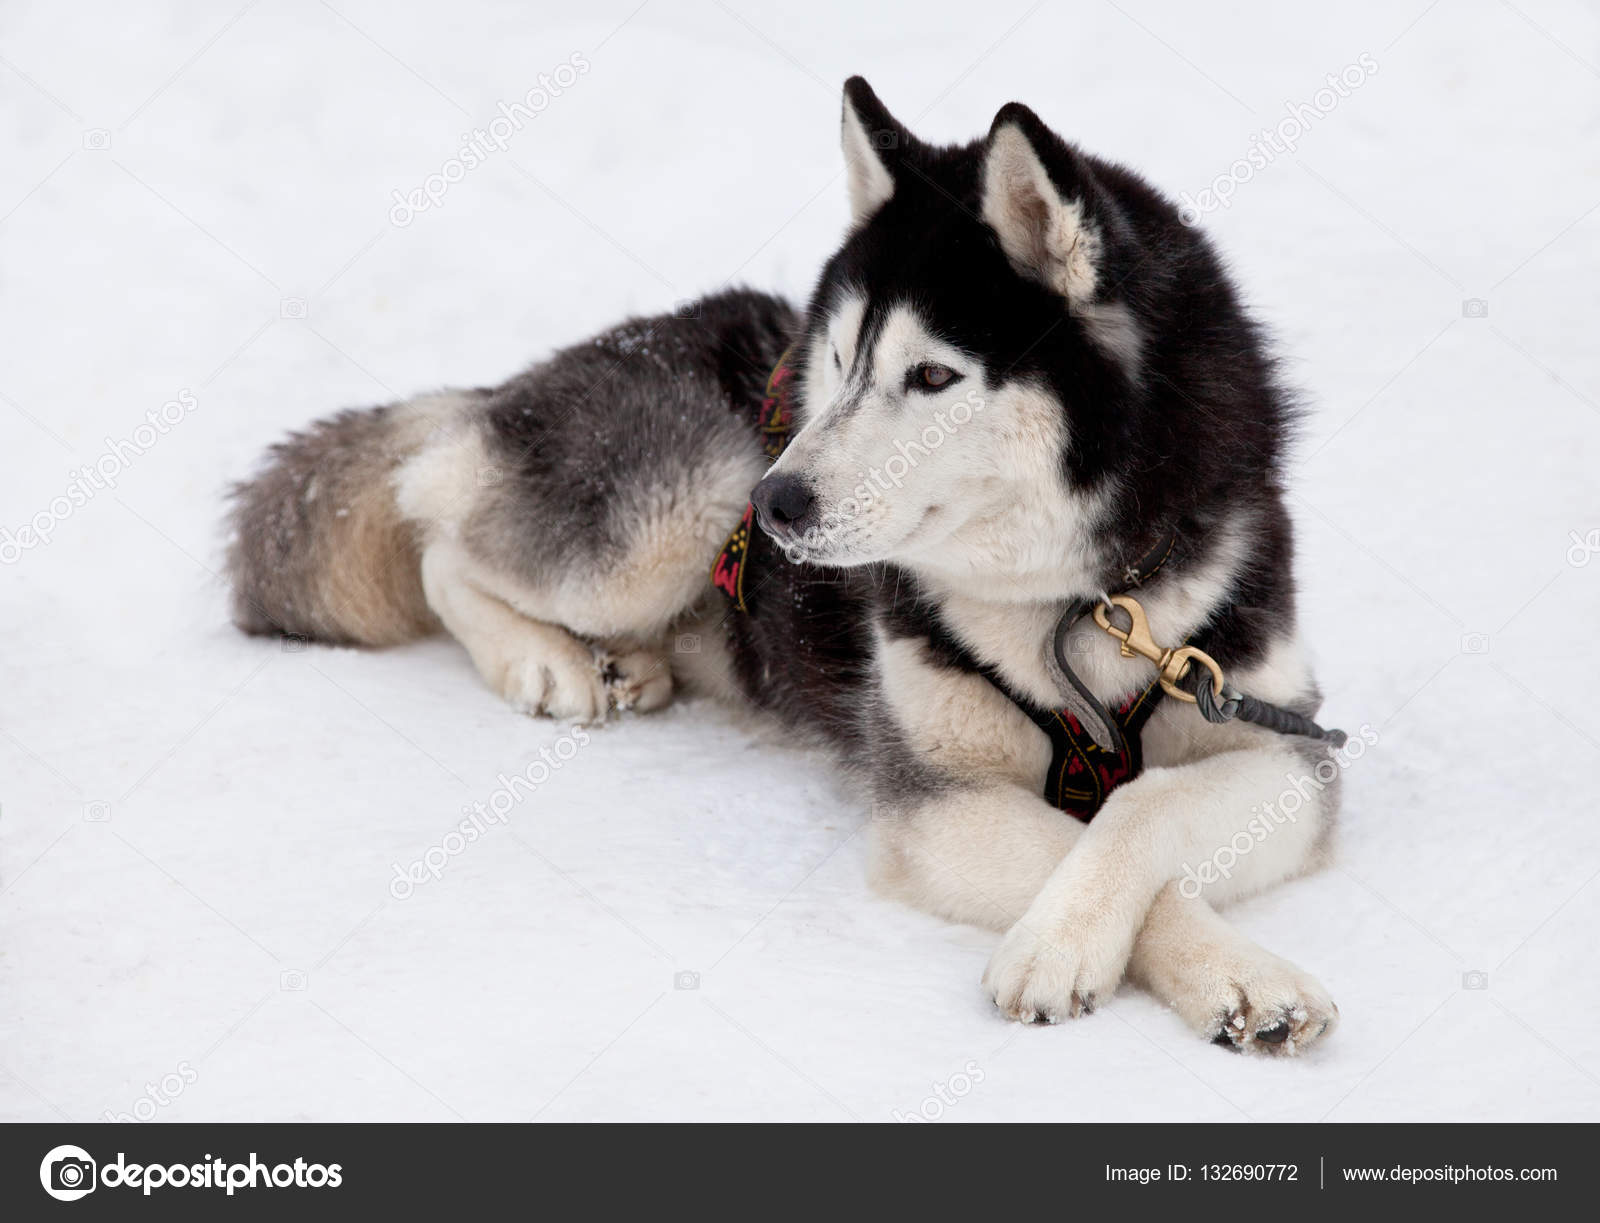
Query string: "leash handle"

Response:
xmin=1049 ymin=598 xmax=1122 ymax=752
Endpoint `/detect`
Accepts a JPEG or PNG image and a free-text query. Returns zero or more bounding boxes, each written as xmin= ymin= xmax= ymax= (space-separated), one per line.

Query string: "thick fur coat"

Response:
xmin=227 ymin=78 xmax=1344 ymax=1053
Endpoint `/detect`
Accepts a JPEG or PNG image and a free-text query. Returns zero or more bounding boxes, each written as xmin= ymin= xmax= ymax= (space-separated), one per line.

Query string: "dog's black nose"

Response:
xmin=752 ymin=473 xmax=816 ymax=534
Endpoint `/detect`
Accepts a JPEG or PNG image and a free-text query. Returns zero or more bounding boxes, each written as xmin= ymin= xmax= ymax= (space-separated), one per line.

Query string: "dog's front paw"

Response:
xmin=1205 ymin=962 xmax=1339 ymax=1056
xmin=982 ymin=901 xmax=1140 ymax=1024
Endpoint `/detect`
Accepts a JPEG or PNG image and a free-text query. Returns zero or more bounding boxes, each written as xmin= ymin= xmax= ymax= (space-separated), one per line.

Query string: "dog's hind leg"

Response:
xmin=397 ymin=396 xmax=762 ymax=720
xmin=419 ymin=537 xmax=681 ymax=721
xmin=419 ymin=541 xmax=612 ymax=722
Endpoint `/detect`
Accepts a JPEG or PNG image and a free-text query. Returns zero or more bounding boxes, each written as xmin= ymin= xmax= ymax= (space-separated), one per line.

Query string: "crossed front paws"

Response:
xmin=981 ymin=887 xmax=1338 ymax=1057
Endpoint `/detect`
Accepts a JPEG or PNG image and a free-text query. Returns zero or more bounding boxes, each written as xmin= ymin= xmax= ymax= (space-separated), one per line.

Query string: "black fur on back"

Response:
xmin=470 ymin=289 xmax=797 ymax=582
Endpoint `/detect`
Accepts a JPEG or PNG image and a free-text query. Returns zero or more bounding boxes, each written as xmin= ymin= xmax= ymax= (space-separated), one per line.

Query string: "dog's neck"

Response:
xmin=893 ymin=514 xmax=1249 ymax=708
xmin=887 ymin=488 xmax=1111 ymax=605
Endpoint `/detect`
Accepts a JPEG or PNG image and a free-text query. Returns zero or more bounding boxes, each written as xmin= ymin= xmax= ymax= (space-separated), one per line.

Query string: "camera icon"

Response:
xmin=82 ymin=129 xmax=111 ymax=151
xmin=1067 ymin=632 xmax=1094 ymax=655
xmin=1567 ymin=528 xmax=1600 ymax=568
xmin=1460 ymin=632 xmax=1490 ymax=655
xmin=674 ymin=634 xmax=701 ymax=654
xmin=281 ymin=634 xmax=307 ymax=654
xmin=673 ymin=970 xmax=700 ymax=990
xmin=1462 ymin=969 xmax=1489 ymax=991
xmin=869 ymin=128 xmax=898 ymax=150
xmin=279 ymin=969 xmax=308 ymax=991
xmin=52 ymin=1155 xmax=94 ymax=1192
xmin=280 ymin=297 xmax=308 ymax=319
xmin=40 ymin=1145 xmax=97 ymax=1201
xmin=673 ymin=299 xmax=702 ymax=319
xmin=476 ymin=466 xmax=502 ymax=488
xmin=83 ymin=800 xmax=112 ymax=823
xmin=1461 ymin=298 xmax=1489 ymax=319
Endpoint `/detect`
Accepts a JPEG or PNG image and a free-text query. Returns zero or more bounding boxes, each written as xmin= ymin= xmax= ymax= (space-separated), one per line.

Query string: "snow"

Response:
xmin=3 ymin=0 xmax=1598 ymax=1122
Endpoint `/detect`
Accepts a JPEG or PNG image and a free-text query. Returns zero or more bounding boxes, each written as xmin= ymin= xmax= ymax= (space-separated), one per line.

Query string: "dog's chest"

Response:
xmin=932 ymin=593 xmax=1159 ymax=710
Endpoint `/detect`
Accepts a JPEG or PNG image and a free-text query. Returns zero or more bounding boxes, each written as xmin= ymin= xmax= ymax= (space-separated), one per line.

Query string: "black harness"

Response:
xmin=974 ymin=532 xmax=1183 ymax=822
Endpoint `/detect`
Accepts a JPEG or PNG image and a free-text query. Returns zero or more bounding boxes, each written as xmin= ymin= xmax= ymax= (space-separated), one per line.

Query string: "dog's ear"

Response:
xmin=981 ymin=104 xmax=1113 ymax=309
xmin=841 ymin=76 xmax=907 ymax=225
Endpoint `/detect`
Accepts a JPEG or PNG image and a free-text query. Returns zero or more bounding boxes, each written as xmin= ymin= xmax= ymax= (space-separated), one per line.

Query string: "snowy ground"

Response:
xmin=3 ymin=0 xmax=1598 ymax=1123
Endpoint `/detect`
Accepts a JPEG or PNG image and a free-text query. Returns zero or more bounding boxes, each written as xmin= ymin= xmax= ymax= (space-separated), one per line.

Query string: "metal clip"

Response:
xmin=1091 ymin=594 xmax=1226 ymax=705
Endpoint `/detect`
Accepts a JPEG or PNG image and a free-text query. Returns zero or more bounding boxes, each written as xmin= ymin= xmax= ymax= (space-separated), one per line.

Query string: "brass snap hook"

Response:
xmin=1091 ymin=594 xmax=1226 ymax=704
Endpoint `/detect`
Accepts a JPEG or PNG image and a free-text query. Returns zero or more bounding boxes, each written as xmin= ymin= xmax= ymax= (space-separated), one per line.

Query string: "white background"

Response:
xmin=2 ymin=0 xmax=1597 ymax=1122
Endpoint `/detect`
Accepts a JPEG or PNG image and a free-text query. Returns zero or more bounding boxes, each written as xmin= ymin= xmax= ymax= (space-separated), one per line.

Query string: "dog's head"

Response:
xmin=753 ymin=78 xmax=1200 ymax=600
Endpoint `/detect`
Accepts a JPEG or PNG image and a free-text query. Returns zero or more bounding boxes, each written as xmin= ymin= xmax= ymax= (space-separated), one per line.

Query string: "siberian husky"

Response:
xmin=228 ymin=78 xmax=1344 ymax=1054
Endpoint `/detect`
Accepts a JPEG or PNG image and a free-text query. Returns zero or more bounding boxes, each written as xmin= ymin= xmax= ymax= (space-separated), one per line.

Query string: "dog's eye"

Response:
xmin=910 ymin=363 xmax=959 ymax=391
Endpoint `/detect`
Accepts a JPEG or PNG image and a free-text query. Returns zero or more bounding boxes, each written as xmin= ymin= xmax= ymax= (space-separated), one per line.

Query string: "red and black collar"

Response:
xmin=711 ymin=348 xmax=798 ymax=612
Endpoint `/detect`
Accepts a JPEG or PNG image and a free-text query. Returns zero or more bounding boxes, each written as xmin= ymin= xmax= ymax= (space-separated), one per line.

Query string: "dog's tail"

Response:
xmin=226 ymin=398 xmax=446 ymax=647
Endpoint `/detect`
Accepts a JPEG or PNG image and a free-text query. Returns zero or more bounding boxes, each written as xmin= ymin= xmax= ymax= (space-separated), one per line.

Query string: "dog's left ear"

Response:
xmin=981 ymin=104 xmax=1114 ymax=309
xmin=841 ymin=76 xmax=909 ymax=225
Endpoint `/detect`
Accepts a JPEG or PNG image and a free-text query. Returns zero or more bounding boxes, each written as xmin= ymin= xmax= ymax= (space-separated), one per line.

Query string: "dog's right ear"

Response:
xmin=841 ymin=76 xmax=906 ymax=225
xmin=981 ymin=103 xmax=1115 ymax=310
